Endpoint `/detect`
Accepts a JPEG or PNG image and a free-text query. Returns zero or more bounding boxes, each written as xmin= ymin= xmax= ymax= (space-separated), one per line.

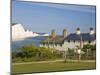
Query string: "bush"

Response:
xmin=12 ymin=45 xmax=60 ymax=62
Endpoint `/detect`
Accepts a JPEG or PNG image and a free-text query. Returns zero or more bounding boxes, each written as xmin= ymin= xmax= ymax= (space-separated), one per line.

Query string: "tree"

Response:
xmin=82 ymin=44 xmax=96 ymax=59
xmin=18 ymin=45 xmax=38 ymax=58
xmin=91 ymin=44 xmax=96 ymax=59
xmin=17 ymin=45 xmax=56 ymax=61
xmin=83 ymin=44 xmax=91 ymax=51
xmin=39 ymin=47 xmax=54 ymax=59
xmin=12 ymin=51 xmax=16 ymax=59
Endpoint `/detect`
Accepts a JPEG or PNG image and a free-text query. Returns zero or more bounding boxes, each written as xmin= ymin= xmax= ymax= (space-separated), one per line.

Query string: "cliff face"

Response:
xmin=12 ymin=23 xmax=26 ymax=41
xmin=12 ymin=23 xmax=34 ymax=41
xmin=12 ymin=23 xmax=49 ymax=41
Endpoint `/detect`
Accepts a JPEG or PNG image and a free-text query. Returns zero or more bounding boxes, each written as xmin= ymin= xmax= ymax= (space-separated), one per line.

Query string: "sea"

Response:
xmin=11 ymin=36 xmax=45 ymax=51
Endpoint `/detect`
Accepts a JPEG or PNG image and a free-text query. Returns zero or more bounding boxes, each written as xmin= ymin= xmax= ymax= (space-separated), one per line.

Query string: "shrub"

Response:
xmin=13 ymin=45 xmax=59 ymax=61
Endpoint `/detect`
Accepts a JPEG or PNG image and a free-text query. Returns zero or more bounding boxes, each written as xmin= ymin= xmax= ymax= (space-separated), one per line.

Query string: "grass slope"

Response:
xmin=12 ymin=61 xmax=96 ymax=74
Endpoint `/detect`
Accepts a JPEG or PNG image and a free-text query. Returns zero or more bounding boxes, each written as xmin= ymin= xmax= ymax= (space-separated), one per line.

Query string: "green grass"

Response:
xmin=12 ymin=61 xmax=96 ymax=74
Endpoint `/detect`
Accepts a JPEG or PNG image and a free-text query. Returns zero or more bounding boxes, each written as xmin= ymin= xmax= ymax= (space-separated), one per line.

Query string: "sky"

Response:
xmin=12 ymin=0 xmax=96 ymax=35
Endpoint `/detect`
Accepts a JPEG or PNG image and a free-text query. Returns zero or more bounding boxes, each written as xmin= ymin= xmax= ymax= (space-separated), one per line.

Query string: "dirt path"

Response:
xmin=12 ymin=59 xmax=96 ymax=65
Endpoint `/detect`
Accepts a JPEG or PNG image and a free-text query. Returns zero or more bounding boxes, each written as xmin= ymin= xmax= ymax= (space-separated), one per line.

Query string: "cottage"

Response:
xmin=62 ymin=28 xmax=96 ymax=49
xmin=40 ymin=28 xmax=96 ymax=52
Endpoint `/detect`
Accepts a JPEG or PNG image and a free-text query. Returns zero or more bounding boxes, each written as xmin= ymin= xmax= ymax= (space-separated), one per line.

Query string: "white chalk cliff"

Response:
xmin=12 ymin=23 xmax=26 ymax=41
xmin=12 ymin=23 xmax=49 ymax=41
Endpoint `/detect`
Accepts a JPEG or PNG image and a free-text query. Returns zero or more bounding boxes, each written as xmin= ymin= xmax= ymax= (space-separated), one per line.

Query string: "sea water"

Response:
xmin=11 ymin=36 xmax=45 ymax=51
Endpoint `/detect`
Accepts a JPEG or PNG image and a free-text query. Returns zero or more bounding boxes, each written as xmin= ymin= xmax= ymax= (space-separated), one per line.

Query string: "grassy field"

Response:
xmin=12 ymin=60 xmax=96 ymax=74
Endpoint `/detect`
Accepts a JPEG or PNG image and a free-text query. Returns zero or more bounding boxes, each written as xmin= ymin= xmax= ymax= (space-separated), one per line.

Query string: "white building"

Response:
xmin=40 ymin=28 xmax=96 ymax=52
xmin=62 ymin=28 xmax=96 ymax=49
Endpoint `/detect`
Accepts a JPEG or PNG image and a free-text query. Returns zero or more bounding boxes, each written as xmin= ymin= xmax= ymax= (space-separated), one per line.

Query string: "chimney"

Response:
xmin=62 ymin=29 xmax=68 ymax=38
xmin=90 ymin=27 xmax=94 ymax=35
xmin=76 ymin=28 xmax=81 ymax=35
xmin=51 ymin=29 xmax=56 ymax=39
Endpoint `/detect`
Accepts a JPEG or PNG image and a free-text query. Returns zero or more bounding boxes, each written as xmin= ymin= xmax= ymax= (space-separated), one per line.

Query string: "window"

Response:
xmin=88 ymin=40 xmax=91 ymax=43
xmin=73 ymin=40 xmax=75 ymax=43
xmin=68 ymin=40 xmax=70 ymax=43
xmin=82 ymin=40 xmax=84 ymax=43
